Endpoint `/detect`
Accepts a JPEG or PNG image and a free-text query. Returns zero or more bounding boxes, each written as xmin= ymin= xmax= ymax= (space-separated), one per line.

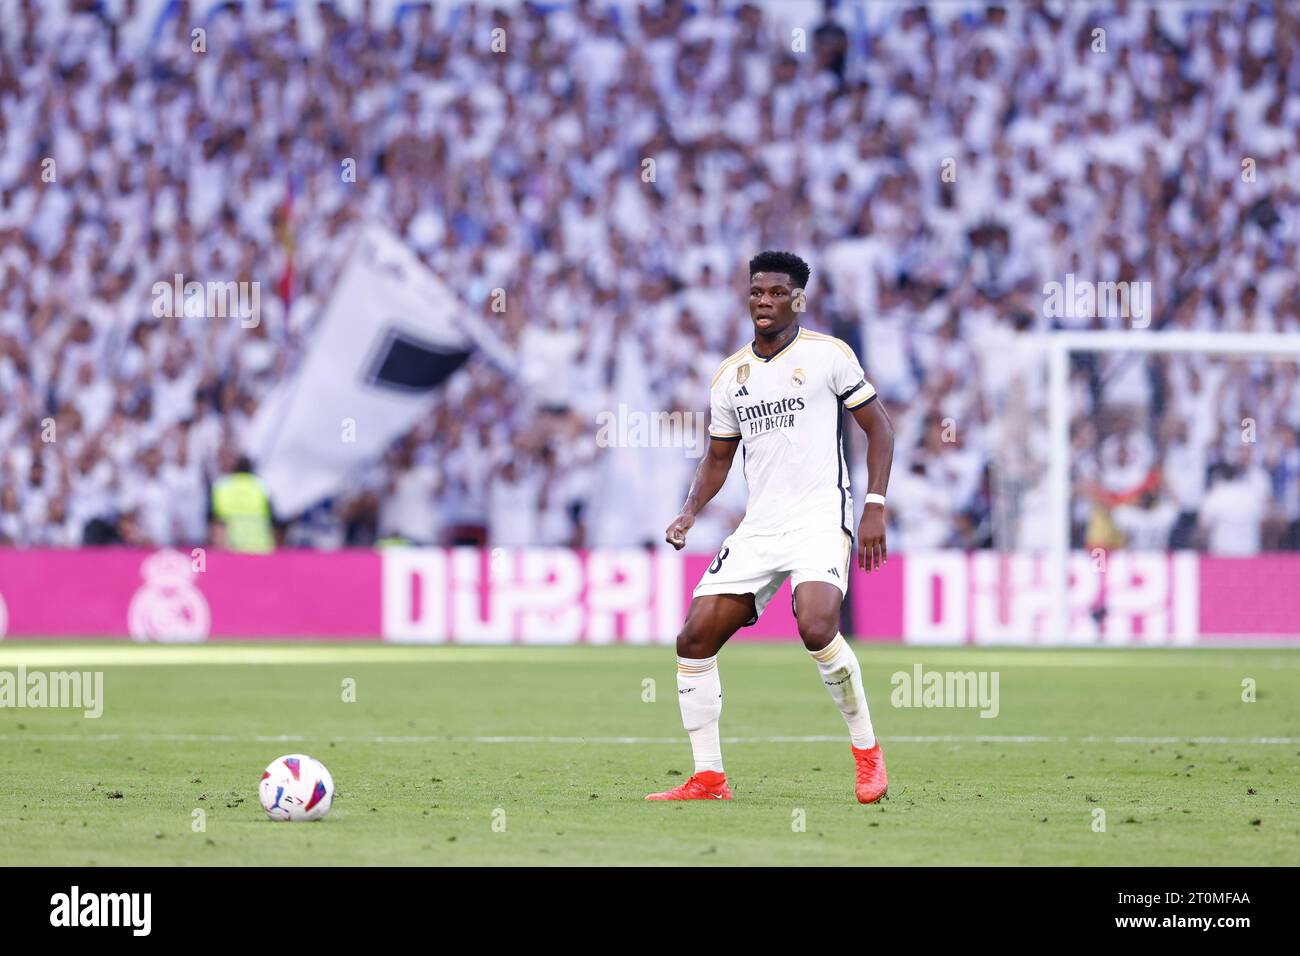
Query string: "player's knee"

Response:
xmin=675 ymin=623 xmax=713 ymax=660
xmin=796 ymin=610 xmax=838 ymax=651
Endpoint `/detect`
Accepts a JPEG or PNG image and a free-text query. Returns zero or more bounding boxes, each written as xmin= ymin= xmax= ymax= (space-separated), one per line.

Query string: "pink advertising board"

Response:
xmin=0 ymin=548 xmax=1297 ymax=645
xmin=1198 ymin=556 xmax=1300 ymax=641
xmin=887 ymin=551 xmax=1300 ymax=645
xmin=0 ymin=548 xmax=381 ymax=641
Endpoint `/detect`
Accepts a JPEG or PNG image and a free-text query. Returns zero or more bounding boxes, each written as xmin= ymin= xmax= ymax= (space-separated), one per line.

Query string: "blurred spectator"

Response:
xmin=1113 ymin=490 xmax=1179 ymax=551
xmin=1269 ymin=425 xmax=1300 ymax=548
xmin=1198 ymin=464 xmax=1270 ymax=557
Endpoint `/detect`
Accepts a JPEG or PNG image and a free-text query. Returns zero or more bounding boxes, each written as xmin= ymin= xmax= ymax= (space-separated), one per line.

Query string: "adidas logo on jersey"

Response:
xmin=735 ymin=385 xmax=750 ymax=397
xmin=827 ymin=567 xmax=840 ymax=578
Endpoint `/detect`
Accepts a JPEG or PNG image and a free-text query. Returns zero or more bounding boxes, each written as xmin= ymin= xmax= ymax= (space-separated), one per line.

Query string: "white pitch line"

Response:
xmin=0 ymin=733 xmax=1296 ymax=745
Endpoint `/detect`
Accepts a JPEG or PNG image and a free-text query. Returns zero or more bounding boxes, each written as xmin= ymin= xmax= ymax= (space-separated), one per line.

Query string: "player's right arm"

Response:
xmin=666 ymin=359 xmax=744 ymax=549
xmin=665 ymin=437 xmax=739 ymax=549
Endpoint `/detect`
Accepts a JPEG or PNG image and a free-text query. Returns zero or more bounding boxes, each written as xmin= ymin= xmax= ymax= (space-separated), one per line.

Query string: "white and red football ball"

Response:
xmin=259 ymin=754 xmax=334 ymax=821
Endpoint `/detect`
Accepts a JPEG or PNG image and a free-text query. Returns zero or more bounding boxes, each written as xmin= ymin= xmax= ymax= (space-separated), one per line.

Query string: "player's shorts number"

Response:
xmin=707 ymin=546 xmax=731 ymax=574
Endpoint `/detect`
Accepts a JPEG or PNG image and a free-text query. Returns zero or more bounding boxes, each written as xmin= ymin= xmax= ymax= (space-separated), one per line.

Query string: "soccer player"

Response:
xmin=646 ymin=251 xmax=894 ymax=803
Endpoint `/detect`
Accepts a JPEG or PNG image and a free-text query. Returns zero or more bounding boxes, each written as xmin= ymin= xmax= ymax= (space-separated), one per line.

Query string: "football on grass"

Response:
xmin=259 ymin=754 xmax=334 ymax=821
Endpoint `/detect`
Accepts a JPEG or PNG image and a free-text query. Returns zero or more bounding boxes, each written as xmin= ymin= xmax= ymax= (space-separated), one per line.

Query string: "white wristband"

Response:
xmin=864 ymin=493 xmax=886 ymax=507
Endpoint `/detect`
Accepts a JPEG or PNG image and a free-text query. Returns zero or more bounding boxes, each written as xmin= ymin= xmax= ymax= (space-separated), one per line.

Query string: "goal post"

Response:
xmin=1028 ymin=330 xmax=1300 ymax=643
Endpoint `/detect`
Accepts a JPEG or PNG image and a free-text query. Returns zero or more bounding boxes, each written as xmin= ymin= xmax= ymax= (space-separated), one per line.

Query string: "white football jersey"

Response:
xmin=707 ymin=327 xmax=877 ymax=537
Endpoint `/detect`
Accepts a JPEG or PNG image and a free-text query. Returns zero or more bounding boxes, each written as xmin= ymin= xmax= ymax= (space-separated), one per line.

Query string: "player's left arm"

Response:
xmin=829 ymin=343 xmax=894 ymax=572
xmin=849 ymin=397 xmax=894 ymax=573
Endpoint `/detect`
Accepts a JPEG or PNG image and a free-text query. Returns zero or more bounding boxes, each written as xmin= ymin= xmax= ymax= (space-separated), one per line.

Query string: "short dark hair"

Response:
xmin=749 ymin=250 xmax=810 ymax=290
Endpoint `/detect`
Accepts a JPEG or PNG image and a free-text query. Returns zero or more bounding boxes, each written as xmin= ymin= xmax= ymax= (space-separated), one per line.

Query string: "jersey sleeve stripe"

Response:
xmin=802 ymin=330 xmax=857 ymax=361
xmin=844 ymin=391 xmax=878 ymax=410
xmin=839 ymin=380 xmax=867 ymax=401
xmin=709 ymin=431 xmax=741 ymax=441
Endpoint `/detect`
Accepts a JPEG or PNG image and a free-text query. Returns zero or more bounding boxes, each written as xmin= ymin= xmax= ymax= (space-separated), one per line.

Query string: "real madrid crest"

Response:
xmin=736 ymin=363 xmax=751 ymax=385
xmin=791 ymin=367 xmax=806 ymax=388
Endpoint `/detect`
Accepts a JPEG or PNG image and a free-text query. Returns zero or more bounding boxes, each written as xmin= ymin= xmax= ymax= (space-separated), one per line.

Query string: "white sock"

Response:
xmin=677 ymin=655 xmax=723 ymax=773
xmin=809 ymin=634 xmax=876 ymax=749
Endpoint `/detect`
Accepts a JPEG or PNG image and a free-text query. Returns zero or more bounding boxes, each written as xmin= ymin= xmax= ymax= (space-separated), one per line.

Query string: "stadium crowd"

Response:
xmin=1 ymin=0 xmax=1299 ymax=555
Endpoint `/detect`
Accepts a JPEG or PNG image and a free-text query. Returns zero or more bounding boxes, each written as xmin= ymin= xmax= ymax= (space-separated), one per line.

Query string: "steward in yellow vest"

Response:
xmin=210 ymin=457 xmax=275 ymax=553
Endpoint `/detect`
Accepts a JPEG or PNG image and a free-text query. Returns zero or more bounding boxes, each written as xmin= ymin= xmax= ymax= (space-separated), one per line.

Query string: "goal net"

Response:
xmin=974 ymin=331 xmax=1300 ymax=645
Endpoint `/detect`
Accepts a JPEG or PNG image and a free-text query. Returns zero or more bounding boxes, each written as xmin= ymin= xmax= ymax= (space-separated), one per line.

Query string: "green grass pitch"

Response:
xmin=1 ymin=642 xmax=1297 ymax=866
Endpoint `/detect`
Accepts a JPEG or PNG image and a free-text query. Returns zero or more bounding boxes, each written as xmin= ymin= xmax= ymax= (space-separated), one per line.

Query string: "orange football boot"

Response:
xmin=852 ymin=743 xmax=888 ymax=803
xmin=645 ymin=770 xmax=732 ymax=801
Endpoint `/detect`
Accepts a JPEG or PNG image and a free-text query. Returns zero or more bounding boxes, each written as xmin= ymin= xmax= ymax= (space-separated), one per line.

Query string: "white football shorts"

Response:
xmin=691 ymin=526 xmax=854 ymax=625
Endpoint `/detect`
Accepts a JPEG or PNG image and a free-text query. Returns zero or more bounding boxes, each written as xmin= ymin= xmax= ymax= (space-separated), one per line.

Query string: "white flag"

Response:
xmin=248 ymin=225 xmax=512 ymax=518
